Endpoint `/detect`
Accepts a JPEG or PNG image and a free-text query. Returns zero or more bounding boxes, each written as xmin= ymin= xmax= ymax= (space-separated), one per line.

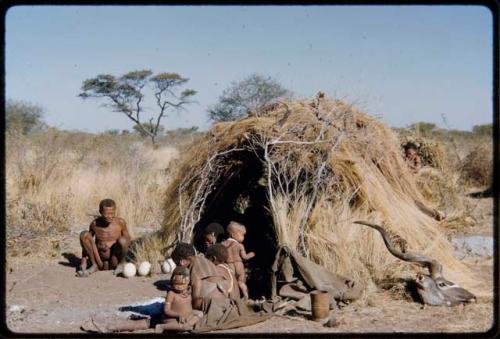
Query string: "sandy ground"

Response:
xmin=5 ymin=194 xmax=496 ymax=334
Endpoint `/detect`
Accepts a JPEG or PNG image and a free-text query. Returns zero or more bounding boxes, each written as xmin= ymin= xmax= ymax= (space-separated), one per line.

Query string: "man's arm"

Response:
xmin=88 ymin=220 xmax=96 ymax=236
xmin=191 ymin=278 xmax=203 ymax=310
xmin=119 ymin=219 xmax=132 ymax=242
xmin=88 ymin=221 xmax=103 ymax=268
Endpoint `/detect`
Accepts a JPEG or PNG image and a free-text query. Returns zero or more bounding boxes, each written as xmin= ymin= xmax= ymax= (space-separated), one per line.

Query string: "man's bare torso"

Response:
xmin=91 ymin=217 xmax=125 ymax=259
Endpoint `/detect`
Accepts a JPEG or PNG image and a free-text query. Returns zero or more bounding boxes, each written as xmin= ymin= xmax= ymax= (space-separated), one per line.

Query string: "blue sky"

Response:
xmin=6 ymin=5 xmax=493 ymax=133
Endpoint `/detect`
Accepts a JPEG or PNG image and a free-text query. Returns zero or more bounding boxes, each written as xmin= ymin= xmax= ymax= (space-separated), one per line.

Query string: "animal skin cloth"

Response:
xmin=269 ymin=246 xmax=363 ymax=315
xmin=190 ymin=254 xmax=222 ymax=280
xmin=191 ymin=297 xmax=271 ymax=333
xmin=188 ymin=254 xmax=270 ymax=332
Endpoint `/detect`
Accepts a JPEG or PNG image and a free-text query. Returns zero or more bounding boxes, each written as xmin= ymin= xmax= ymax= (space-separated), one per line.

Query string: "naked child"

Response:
xmin=222 ymin=221 xmax=255 ymax=300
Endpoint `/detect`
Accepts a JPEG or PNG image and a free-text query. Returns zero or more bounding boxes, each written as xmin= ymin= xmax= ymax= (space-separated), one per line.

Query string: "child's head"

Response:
xmin=203 ymin=222 xmax=225 ymax=248
xmin=171 ymin=243 xmax=196 ymax=267
xmin=205 ymin=243 xmax=228 ymax=265
xmin=171 ymin=266 xmax=190 ymax=293
xmin=99 ymin=198 xmax=116 ymax=222
xmin=227 ymin=221 xmax=246 ymax=243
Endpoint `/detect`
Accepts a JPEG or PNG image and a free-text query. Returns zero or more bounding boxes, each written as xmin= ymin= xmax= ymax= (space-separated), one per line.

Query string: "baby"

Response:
xmin=205 ymin=243 xmax=240 ymax=300
xmin=222 ymin=221 xmax=255 ymax=299
xmin=155 ymin=267 xmax=203 ymax=333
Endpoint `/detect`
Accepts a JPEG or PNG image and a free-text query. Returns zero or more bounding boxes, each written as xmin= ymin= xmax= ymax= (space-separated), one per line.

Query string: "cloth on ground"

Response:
xmin=191 ymin=297 xmax=270 ymax=333
xmin=269 ymin=246 xmax=362 ymax=315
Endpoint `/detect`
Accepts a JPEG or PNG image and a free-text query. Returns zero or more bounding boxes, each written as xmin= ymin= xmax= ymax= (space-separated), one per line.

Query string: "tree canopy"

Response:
xmin=472 ymin=123 xmax=492 ymax=136
xmin=79 ymin=70 xmax=196 ymax=144
xmin=208 ymin=73 xmax=292 ymax=122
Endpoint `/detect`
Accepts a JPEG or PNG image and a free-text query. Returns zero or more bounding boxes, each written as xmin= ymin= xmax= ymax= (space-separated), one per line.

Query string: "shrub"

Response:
xmin=458 ymin=144 xmax=493 ymax=187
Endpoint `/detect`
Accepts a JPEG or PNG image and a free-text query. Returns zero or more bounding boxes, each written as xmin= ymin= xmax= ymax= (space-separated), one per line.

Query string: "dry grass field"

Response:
xmin=6 ymin=128 xmax=182 ymax=258
xmin=5 ymin=123 xmax=495 ymax=334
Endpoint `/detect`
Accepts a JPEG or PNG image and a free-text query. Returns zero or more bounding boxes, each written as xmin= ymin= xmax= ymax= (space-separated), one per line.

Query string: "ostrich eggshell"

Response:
xmin=138 ymin=261 xmax=151 ymax=276
xmin=161 ymin=258 xmax=176 ymax=274
xmin=123 ymin=263 xmax=137 ymax=278
xmin=167 ymin=258 xmax=176 ymax=271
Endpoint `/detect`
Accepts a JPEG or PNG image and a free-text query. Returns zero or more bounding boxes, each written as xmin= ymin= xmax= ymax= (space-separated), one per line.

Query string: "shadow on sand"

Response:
xmin=119 ymin=298 xmax=166 ymax=326
xmin=153 ymin=279 xmax=171 ymax=292
xmin=58 ymin=252 xmax=81 ymax=269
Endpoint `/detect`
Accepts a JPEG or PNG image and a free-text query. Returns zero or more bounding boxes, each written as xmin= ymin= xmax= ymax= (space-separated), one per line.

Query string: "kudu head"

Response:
xmin=354 ymin=221 xmax=476 ymax=306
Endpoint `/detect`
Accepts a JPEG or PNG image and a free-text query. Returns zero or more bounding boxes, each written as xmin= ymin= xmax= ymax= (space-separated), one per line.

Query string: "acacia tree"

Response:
xmin=79 ymin=70 xmax=196 ymax=144
xmin=208 ymin=73 xmax=292 ymax=122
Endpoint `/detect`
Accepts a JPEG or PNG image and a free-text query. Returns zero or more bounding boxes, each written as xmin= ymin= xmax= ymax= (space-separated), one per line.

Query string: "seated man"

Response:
xmin=78 ymin=199 xmax=131 ymax=277
xmin=170 ymin=243 xmax=229 ymax=310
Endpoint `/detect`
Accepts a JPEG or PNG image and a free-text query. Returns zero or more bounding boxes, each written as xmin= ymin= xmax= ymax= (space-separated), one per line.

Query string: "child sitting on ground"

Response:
xmin=205 ymin=243 xmax=240 ymax=300
xmin=155 ymin=267 xmax=203 ymax=333
xmin=222 ymin=221 xmax=255 ymax=300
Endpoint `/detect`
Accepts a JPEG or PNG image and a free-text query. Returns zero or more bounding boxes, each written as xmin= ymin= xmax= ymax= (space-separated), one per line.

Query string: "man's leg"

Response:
xmin=110 ymin=236 xmax=130 ymax=274
xmin=80 ymin=249 xmax=88 ymax=271
xmin=78 ymin=231 xmax=103 ymax=277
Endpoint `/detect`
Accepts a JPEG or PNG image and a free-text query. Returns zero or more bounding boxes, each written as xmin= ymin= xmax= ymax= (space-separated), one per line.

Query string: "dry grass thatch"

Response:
xmin=148 ymin=95 xmax=484 ymax=298
xmin=458 ymin=143 xmax=493 ymax=188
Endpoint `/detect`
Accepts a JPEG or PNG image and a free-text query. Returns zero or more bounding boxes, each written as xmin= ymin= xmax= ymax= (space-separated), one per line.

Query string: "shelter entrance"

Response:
xmin=192 ymin=150 xmax=278 ymax=299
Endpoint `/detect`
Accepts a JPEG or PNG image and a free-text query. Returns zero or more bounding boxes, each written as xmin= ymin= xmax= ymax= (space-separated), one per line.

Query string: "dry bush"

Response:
xmin=458 ymin=144 xmax=493 ymax=188
xmin=135 ymin=95 xmax=484 ymax=297
xmin=6 ymin=128 xmax=179 ymax=257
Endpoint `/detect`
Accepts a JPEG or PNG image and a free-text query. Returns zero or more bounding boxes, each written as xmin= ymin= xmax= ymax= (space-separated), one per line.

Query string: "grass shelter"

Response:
xmin=136 ymin=94 xmax=483 ymax=301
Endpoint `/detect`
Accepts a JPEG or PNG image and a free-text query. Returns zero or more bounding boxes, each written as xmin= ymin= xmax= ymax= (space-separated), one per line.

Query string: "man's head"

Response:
xmin=404 ymin=142 xmax=419 ymax=159
xmin=203 ymin=222 xmax=225 ymax=248
xmin=227 ymin=221 xmax=246 ymax=243
xmin=171 ymin=266 xmax=190 ymax=293
xmin=99 ymin=199 xmax=116 ymax=222
xmin=171 ymin=242 xmax=196 ymax=267
xmin=205 ymin=243 xmax=228 ymax=265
